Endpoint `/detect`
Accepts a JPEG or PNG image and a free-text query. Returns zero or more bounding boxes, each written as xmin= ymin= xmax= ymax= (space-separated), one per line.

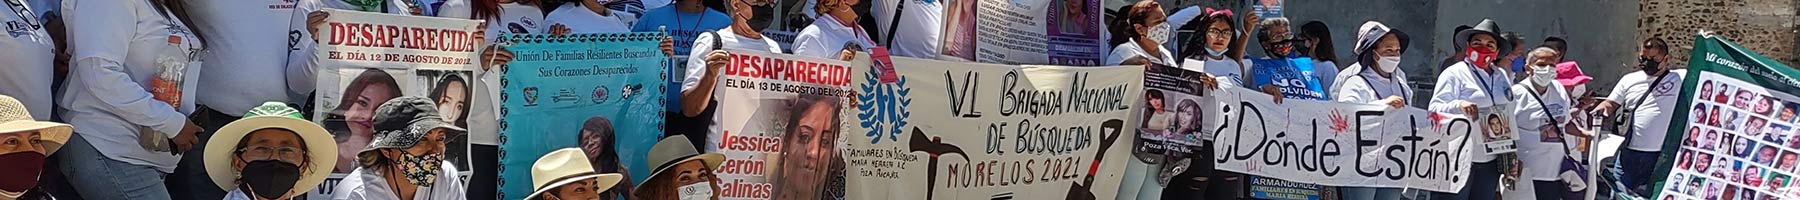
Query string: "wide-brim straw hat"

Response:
xmin=0 ymin=95 xmax=70 ymax=154
xmin=633 ymin=135 xmax=724 ymax=194
xmin=202 ymin=102 xmax=337 ymax=199
xmin=526 ymin=148 xmax=625 ymax=200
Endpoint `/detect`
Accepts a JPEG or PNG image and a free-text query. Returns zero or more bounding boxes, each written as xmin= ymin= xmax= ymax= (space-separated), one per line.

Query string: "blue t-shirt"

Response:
xmin=631 ymin=6 xmax=730 ymax=113
xmin=1249 ymin=57 xmax=1329 ymax=101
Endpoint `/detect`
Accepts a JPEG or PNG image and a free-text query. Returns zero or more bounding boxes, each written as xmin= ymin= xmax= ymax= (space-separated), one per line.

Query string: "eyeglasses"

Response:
xmin=237 ymin=146 xmax=307 ymax=163
xmin=1206 ymin=28 xmax=1232 ymax=36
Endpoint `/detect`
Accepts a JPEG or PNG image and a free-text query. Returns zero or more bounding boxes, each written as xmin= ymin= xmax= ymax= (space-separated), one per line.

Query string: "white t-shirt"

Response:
xmin=1182 ymin=57 xmax=1252 ymax=88
xmin=871 ymin=0 xmax=941 ymax=58
xmin=1606 ymin=70 xmax=1683 ymax=152
xmin=1104 ymin=39 xmax=1176 ymax=66
xmin=1314 ymin=60 xmax=1339 ymax=91
xmin=186 ymin=0 xmax=302 ymax=116
xmin=792 ymin=14 xmax=874 ymax=59
xmin=1511 ymin=81 xmax=1571 ymax=181
xmin=0 ymin=0 xmax=56 ymax=120
xmin=452 ymin=2 xmax=543 ymax=145
xmin=684 ymin=28 xmax=782 ymax=151
xmin=545 ymin=3 xmax=631 ymax=34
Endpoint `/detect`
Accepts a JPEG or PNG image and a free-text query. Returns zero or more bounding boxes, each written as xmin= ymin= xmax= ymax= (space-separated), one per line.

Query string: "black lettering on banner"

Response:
xmin=1211 ymin=96 xmax=1479 ymax=189
xmin=946 ymin=71 xmax=983 ymax=118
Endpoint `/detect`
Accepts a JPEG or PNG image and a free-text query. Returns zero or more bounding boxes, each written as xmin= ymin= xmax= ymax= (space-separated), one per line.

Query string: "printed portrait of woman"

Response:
xmin=1174 ymin=99 xmax=1201 ymax=143
xmin=1735 ymin=90 xmax=1755 ymax=109
xmin=1757 ymin=95 xmax=1777 ymax=116
xmin=1722 ymin=134 xmax=1738 ymax=152
xmin=1686 ymin=127 xmax=1703 ymax=146
xmin=1715 ymin=84 xmax=1732 ymax=104
xmin=429 ymin=72 xmax=472 ymax=170
xmin=1710 ymin=108 xmax=1723 ymax=127
xmin=1678 ymin=150 xmax=1695 ymax=170
xmin=1735 ymin=138 xmax=1757 ymax=158
xmin=1142 ymin=89 xmax=1169 ymax=136
xmin=1701 ymin=80 xmax=1714 ymax=101
xmin=1057 ymin=0 xmax=1088 ymax=35
xmin=326 ymin=68 xmax=401 ymax=172
xmin=772 ymin=95 xmax=843 ymax=200
xmin=1695 ymin=105 xmax=1709 ymax=125
xmin=578 ymin=116 xmax=636 ymax=200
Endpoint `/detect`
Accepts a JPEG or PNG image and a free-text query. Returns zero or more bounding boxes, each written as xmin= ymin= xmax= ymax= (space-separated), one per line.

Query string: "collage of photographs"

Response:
xmin=1666 ymin=76 xmax=1800 ymax=200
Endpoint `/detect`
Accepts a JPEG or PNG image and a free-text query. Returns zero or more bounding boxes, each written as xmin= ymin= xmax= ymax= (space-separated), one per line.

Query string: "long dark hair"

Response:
xmin=579 ymin=117 xmax=635 ymax=199
xmin=150 ymin=0 xmax=207 ymax=44
xmin=1177 ymin=10 xmax=1239 ymax=60
xmin=327 ymin=69 xmax=400 ymax=141
xmin=428 ymin=74 xmax=470 ymax=127
xmin=1300 ymin=21 xmax=1337 ymax=63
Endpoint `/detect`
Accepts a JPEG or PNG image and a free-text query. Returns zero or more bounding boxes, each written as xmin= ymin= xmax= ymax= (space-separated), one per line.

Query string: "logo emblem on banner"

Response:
xmin=857 ymin=69 xmax=911 ymax=144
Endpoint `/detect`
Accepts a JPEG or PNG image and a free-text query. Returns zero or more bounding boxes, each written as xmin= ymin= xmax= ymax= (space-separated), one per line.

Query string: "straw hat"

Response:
xmin=202 ymin=102 xmax=337 ymax=198
xmin=0 ymin=95 xmax=70 ymax=154
xmin=526 ymin=148 xmax=625 ymax=200
xmin=633 ymin=135 xmax=724 ymax=194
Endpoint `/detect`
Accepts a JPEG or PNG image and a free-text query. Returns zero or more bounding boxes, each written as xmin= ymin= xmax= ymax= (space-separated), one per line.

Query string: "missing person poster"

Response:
xmin=1654 ymin=35 xmax=1800 ymax=199
xmin=1208 ymin=86 xmax=1477 ymax=193
xmin=1482 ymin=105 xmax=1519 ymax=155
xmin=304 ymin=9 xmax=480 ymax=198
xmin=939 ymin=0 xmax=1105 ymax=65
xmin=493 ymin=33 xmax=670 ymax=200
xmin=1135 ymin=64 xmax=1213 ymax=159
xmin=710 ymin=49 xmax=856 ymax=200
xmin=841 ymin=56 xmax=1141 ymax=199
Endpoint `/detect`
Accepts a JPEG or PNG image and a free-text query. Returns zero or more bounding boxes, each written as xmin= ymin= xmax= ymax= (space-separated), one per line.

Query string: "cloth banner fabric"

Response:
xmin=305 ymin=9 xmax=481 ymax=198
xmin=841 ymin=56 xmax=1141 ymax=199
xmin=709 ymin=49 xmax=856 ymax=200
xmin=1208 ymin=86 xmax=1477 ymax=193
xmin=495 ymin=33 xmax=670 ymax=200
xmin=939 ymin=0 xmax=1105 ymax=65
xmin=1653 ymin=34 xmax=1800 ymax=199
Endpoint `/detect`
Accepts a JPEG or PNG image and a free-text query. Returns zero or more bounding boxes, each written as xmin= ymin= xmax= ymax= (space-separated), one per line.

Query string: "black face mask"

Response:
xmin=1640 ymin=57 xmax=1662 ymax=71
xmin=737 ymin=1 xmax=775 ymax=31
xmin=240 ymin=160 xmax=302 ymax=199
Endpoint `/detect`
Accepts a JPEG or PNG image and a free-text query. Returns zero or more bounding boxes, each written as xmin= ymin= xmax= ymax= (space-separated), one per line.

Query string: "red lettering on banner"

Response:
xmin=322 ymin=21 xmax=479 ymax=53
xmin=721 ymin=178 xmax=772 ymax=198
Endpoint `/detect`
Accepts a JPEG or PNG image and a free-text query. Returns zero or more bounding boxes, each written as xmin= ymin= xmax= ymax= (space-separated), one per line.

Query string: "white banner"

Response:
xmin=1209 ymin=86 xmax=1477 ymax=192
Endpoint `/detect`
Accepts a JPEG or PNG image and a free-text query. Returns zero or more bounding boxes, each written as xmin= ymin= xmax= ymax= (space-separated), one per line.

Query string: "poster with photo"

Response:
xmin=1653 ymin=35 xmax=1800 ymax=199
xmin=938 ymin=0 xmax=1105 ymax=65
xmin=494 ymin=33 xmax=669 ymax=200
xmin=1482 ymin=104 xmax=1518 ymax=155
xmin=304 ymin=9 xmax=483 ymax=198
xmin=1134 ymin=64 xmax=1212 ymax=159
xmin=710 ymin=49 xmax=855 ymax=200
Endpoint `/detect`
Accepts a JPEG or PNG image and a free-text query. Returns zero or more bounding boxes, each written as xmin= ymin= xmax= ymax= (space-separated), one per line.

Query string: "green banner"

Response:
xmin=1653 ymin=34 xmax=1800 ymax=199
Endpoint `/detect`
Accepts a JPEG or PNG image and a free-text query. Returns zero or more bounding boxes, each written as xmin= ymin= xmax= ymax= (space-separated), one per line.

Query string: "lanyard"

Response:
xmin=1468 ymin=64 xmax=1508 ymax=104
xmin=1359 ymin=73 xmax=1407 ymax=99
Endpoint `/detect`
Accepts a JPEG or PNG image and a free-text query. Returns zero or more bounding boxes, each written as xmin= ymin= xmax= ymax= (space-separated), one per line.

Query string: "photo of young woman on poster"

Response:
xmin=325 ymin=68 xmax=402 ymax=172
xmin=578 ymin=116 xmax=636 ymax=200
xmin=772 ymin=95 xmax=843 ymax=200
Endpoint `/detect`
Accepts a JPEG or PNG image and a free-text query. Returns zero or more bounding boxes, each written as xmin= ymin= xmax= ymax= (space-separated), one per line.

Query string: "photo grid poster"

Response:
xmin=304 ymin=9 xmax=481 ymax=198
xmin=840 ymin=56 xmax=1140 ymax=199
xmin=709 ymin=49 xmax=856 ymax=200
xmin=495 ymin=33 xmax=670 ymax=200
xmin=939 ymin=0 xmax=1104 ymax=65
xmin=1208 ymin=86 xmax=1477 ymax=193
xmin=1655 ymin=35 xmax=1800 ymax=199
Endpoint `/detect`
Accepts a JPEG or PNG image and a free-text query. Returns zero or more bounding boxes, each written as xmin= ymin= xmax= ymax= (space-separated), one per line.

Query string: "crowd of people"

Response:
xmin=0 ymin=0 xmax=1689 ymax=199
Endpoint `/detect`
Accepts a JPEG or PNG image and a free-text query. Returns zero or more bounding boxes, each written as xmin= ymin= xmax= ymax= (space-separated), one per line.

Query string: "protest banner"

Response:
xmin=709 ymin=49 xmax=856 ymax=200
xmin=1207 ymin=86 xmax=1478 ymax=193
xmin=1253 ymin=0 xmax=1283 ymax=18
xmin=1653 ymin=34 xmax=1800 ymax=199
xmin=305 ymin=9 xmax=480 ymax=198
xmin=939 ymin=0 xmax=1105 ymax=65
xmin=493 ymin=33 xmax=670 ymax=200
xmin=841 ymin=55 xmax=1140 ymax=199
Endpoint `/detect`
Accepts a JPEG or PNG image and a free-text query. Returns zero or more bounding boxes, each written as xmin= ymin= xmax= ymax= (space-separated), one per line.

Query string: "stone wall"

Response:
xmin=1639 ymin=0 xmax=1799 ymax=69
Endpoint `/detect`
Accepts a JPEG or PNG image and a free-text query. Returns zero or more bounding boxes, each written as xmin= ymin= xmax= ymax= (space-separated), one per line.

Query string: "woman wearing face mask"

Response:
xmin=635 ymin=135 xmax=724 ymax=200
xmin=1299 ymin=21 xmax=1340 ymax=90
xmin=1125 ymin=8 xmax=1248 ymax=200
xmin=202 ymin=102 xmax=337 ymax=200
xmin=333 ymin=97 xmax=468 ymax=200
xmin=1329 ymin=21 xmax=1409 ymax=199
xmin=1509 ymin=47 xmax=1576 ymax=200
xmin=0 ymin=95 xmax=72 ymax=200
xmin=679 ymin=0 xmax=783 ymax=150
xmin=1103 ymin=0 xmax=1173 ymax=66
xmin=1426 ymin=19 xmax=1513 ymax=200
xmin=791 ymin=0 xmax=872 ymax=61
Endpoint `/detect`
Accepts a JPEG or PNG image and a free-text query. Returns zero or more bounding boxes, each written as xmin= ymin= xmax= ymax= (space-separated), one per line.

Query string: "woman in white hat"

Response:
xmin=635 ymin=135 xmax=723 ymax=200
xmin=526 ymin=148 xmax=624 ymax=200
xmin=202 ymin=102 xmax=337 ymax=200
xmin=333 ymin=97 xmax=468 ymax=200
xmin=0 ymin=95 xmax=72 ymax=200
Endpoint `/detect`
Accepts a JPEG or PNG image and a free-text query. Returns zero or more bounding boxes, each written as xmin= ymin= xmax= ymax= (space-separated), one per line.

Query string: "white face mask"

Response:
xmin=1206 ymin=48 xmax=1226 ymax=57
xmin=1570 ymin=84 xmax=1587 ymax=99
xmin=1146 ymin=23 xmax=1171 ymax=45
xmin=1376 ymin=56 xmax=1401 ymax=73
xmin=678 ymin=181 xmax=714 ymax=200
xmin=1531 ymin=64 xmax=1557 ymax=86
